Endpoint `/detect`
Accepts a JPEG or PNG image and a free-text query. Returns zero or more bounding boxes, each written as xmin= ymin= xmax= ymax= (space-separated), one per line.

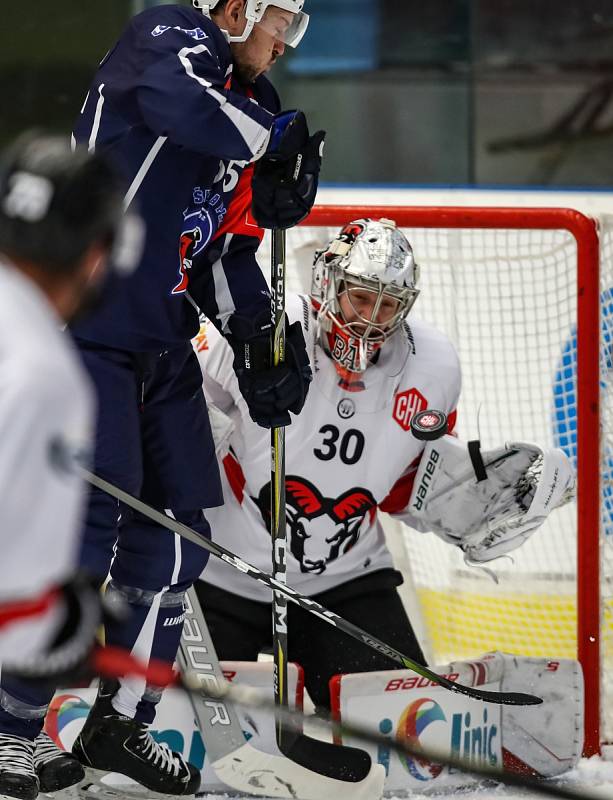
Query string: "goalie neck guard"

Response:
xmin=311 ymin=218 xmax=420 ymax=382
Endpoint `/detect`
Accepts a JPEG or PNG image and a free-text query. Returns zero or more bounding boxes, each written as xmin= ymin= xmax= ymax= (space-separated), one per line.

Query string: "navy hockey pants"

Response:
xmin=0 ymin=342 xmax=223 ymax=737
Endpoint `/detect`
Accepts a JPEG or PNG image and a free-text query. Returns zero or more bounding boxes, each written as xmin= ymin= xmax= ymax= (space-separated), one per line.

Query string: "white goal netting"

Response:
xmin=258 ymin=204 xmax=613 ymax=753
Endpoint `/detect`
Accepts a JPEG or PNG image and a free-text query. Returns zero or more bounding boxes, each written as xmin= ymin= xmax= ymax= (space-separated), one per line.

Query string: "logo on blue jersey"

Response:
xmin=151 ymin=25 xmax=208 ymax=41
xmin=192 ymin=186 xmax=227 ymax=226
xmin=173 ymin=226 xmax=204 ymax=295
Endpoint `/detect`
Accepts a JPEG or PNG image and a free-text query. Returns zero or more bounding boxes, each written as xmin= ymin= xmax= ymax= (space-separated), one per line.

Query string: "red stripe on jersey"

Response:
xmin=378 ymin=408 xmax=457 ymax=514
xmin=213 ymin=163 xmax=264 ymax=243
xmin=378 ymin=455 xmax=421 ymax=514
xmin=222 ymin=451 xmax=246 ymax=505
xmin=213 ymin=81 xmax=264 ymax=243
xmin=0 ymin=588 xmax=59 ymax=630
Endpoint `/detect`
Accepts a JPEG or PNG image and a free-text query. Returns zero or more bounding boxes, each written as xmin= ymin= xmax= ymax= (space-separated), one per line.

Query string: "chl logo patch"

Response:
xmin=393 ymin=388 xmax=427 ymax=431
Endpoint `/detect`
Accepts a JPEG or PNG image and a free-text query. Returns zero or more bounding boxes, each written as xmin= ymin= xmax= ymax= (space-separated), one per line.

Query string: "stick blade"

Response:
xmin=212 ymin=741 xmax=385 ymax=799
xmin=452 ymin=683 xmax=543 ymax=705
xmin=282 ymin=731 xmax=373 ymax=781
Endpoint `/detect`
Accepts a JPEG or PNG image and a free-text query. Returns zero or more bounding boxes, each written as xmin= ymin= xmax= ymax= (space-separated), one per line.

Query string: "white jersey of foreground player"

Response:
xmin=0 ymin=257 xmax=94 ymax=659
xmin=196 ymin=291 xmax=461 ymax=601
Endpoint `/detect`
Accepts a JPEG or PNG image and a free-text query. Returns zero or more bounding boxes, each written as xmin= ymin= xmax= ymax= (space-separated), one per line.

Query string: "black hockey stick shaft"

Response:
xmin=268 ymin=234 xmax=362 ymax=774
xmin=270 ymin=227 xmax=291 ymax=750
xmin=81 ymin=468 xmax=542 ymax=707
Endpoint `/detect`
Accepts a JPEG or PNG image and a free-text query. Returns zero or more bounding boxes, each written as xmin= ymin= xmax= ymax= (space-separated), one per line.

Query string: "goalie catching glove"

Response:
xmin=406 ymin=434 xmax=575 ymax=563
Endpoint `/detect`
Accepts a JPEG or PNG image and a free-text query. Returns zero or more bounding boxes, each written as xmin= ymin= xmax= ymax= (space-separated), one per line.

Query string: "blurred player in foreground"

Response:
xmin=0 ymin=134 xmax=135 ymax=800
xmin=194 ymin=218 xmax=575 ymax=709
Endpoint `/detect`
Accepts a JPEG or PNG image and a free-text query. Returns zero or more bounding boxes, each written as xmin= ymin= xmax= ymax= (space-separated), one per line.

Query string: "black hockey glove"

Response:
xmin=227 ymin=310 xmax=312 ymax=428
xmin=2 ymin=574 xmax=126 ymax=685
xmin=252 ymin=110 xmax=326 ymax=230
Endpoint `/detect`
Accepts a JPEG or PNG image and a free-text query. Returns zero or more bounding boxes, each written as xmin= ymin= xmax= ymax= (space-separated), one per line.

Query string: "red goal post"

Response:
xmin=295 ymin=205 xmax=602 ymax=755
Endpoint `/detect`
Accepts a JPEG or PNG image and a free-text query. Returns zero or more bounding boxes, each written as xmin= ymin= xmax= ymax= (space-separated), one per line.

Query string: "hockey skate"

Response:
xmin=72 ymin=682 xmax=199 ymax=799
xmin=0 ymin=733 xmax=37 ymax=800
xmin=35 ymin=732 xmax=84 ymax=797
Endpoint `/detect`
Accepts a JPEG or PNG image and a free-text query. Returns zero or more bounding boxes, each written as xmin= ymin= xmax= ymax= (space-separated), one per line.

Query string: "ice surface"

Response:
xmin=195 ymin=753 xmax=613 ymax=800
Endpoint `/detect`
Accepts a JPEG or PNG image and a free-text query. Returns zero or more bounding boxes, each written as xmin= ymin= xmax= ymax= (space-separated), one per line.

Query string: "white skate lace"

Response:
xmin=0 ymin=733 xmax=35 ymax=778
xmin=135 ymin=729 xmax=184 ymax=777
xmin=33 ymin=731 xmax=65 ymax=769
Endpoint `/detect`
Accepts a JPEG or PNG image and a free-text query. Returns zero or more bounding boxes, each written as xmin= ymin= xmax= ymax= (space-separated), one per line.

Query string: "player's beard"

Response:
xmin=231 ymin=44 xmax=275 ymax=85
xmin=232 ymin=60 xmax=259 ymax=85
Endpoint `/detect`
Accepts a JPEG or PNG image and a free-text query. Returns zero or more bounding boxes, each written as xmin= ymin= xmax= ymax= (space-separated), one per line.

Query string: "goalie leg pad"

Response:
xmin=330 ymin=652 xmax=583 ymax=793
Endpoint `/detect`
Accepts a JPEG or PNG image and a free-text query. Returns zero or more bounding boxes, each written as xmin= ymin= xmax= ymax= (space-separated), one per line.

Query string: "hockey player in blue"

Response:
xmin=0 ymin=2 xmax=323 ymax=798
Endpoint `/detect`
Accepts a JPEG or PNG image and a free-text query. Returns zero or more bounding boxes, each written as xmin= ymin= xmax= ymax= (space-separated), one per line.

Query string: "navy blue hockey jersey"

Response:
xmin=71 ymin=5 xmax=279 ymax=350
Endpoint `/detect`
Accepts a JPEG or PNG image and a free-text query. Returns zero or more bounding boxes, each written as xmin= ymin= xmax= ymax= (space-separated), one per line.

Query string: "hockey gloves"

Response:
xmin=252 ymin=110 xmax=326 ymax=230
xmin=1 ymin=574 xmax=123 ymax=684
xmin=227 ymin=310 xmax=312 ymax=428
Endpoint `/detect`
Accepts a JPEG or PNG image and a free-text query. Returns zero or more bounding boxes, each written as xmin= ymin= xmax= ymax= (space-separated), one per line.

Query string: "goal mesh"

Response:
xmin=258 ymin=205 xmax=609 ymax=755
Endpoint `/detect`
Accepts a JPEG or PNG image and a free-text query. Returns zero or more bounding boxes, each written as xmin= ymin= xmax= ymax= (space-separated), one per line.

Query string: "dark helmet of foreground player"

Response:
xmin=0 ymin=132 xmax=142 ymax=277
xmin=311 ymin=218 xmax=420 ymax=377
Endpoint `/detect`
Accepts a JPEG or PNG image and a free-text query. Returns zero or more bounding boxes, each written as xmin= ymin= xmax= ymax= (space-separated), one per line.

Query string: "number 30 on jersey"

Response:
xmin=313 ymin=425 xmax=365 ymax=465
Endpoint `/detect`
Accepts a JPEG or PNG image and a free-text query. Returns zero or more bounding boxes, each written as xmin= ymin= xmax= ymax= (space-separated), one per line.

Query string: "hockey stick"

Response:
xmin=266 ymin=227 xmax=375 ymax=779
xmin=90 ymin=649 xmax=602 ymax=800
xmin=178 ymin=586 xmax=383 ymax=798
xmin=80 ymin=468 xmax=542 ymax=706
xmin=269 ymin=227 xmax=291 ymax=752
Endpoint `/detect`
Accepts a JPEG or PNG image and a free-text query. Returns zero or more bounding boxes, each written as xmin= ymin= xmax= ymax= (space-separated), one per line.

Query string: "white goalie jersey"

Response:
xmin=195 ymin=293 xmax=461 ymax=601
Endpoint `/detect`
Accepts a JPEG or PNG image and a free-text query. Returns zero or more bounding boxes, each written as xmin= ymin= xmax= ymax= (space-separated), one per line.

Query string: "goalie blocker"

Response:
xmin=406 ymin=415 xmax=575 ymax=563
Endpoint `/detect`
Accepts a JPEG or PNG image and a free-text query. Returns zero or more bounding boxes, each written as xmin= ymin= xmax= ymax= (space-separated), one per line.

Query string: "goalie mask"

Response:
xmin=193 ymin=0 xmax=309 ymax=47
xmin=311 ymin=218 xmax=420 ymax=378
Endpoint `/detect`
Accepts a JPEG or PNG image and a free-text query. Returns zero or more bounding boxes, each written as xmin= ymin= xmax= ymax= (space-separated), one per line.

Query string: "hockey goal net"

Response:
xmin=260 ymin=204 xmax=611 ymax=757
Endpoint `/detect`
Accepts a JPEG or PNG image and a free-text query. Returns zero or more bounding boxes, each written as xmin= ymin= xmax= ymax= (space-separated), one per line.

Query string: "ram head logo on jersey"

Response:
xmin=172 ymin=227 xmax=202 ymax=295
xmin=256 ymin=477 xmax=376 ymax=574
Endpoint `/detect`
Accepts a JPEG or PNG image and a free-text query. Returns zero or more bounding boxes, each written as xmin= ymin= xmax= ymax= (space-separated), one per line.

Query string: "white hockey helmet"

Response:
xmin=193 ymin=0 xmax=309 ymax=47
xmin=311 ymin=218 xmax=420 ymax=376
